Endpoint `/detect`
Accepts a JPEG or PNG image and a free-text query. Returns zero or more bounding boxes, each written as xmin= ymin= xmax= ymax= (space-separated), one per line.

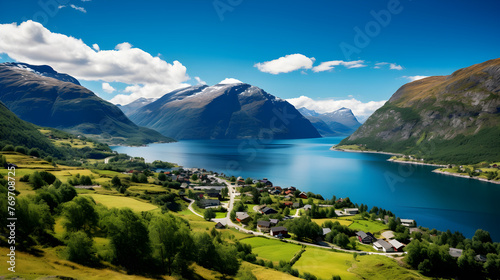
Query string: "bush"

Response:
xmin=14 ymin=146 xmax=27 ymax=155
xmin=2 ymin=145 xmax=14 ymax=152
xmin=66 ymin=231 xmax=95 ymax=265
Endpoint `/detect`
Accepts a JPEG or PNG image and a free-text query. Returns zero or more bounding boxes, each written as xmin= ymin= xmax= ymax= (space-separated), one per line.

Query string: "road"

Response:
xmin=104 ymin=156 xmax=115 ymax=164
xmin=191 ymin=176 xmax=404 ymax=257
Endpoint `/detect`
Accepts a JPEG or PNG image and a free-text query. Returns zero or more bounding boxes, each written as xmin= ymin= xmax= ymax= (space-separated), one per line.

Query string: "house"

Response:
xmin=270 ymin=226 xmax=287 ymax=237
xmin=284 ymin=190 xmax=293 ymax=195
xmin=236 ymin=212 xmax=251 ymax=223
xmin=356 ymin=231 xmax=376 ymax=244
xmin=257 ymin=220 xmax=271 ymax=232
xmin=260 ymin=207 xmax=278 ymax=215
xmin=283 ymin=201 xmax=293 ymax=207
xmin=400 ymin=219 xmax=415 ymax=227
xmin=322 ymin=228 xmax=332 ymax=236
xmin=449 ymin=248 xmax=463 ymax=258
xmin=199 ymin=199 xmax=220 ymax=208
xmin=289 ymin=186 xmax=296 ymax=192
xmin=373 ymin=239 xmax=395 ymax=252
xmin=388 ymin=239 xmax=405 ymax=251
xmin=269 ymin=219 xmax=279 ymax=225
xmin=215 ymin=221 xmax=226 ymax=229
xmin=293 ymin=202 xmax=300 ymax=209
xmin=299 ymin=192 xmax=308 ymax=199
xmin=344 ymin=208 xmax=359 ymax=215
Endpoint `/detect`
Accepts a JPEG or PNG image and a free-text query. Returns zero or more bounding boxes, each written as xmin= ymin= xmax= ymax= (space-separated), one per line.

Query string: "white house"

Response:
xmin=343 ymin=208 xmax=359 ymax=215
xmin=373 ymin=239 xmax=395 ymax=252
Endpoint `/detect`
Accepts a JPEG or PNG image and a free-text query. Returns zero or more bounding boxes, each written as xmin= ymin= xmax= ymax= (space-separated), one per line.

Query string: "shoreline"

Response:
xmin=432 ymin=169 xmax=500 ymax=185
xmin=330 ymin=147 xmax=402 ymax=157
xmin=387 ymin=158 xmax=447 ymax=168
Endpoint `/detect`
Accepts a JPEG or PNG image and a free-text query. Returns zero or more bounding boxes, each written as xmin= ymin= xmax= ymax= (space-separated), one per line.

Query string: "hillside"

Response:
xmin=0 ymin=101 xmax=60 ymax=156
xmin=298 ymin=107 xmax=361 ymax=136
xmin=339 ymin=58 xmax=500 ymax=164
xmin=0 ymin=63 xmax=174 ymax=146
xmin=129 ymin=82 xmax=321 ymax=140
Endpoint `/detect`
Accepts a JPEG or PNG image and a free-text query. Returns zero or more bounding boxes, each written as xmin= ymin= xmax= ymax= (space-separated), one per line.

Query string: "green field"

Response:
xmin=348 ymin=219 xmax=388 ymax=233
xmin=81 ymin=193 xmax=158 ymax=212
xmin=293 ymin=247 xmax=358 ymax=280
xmin=312 ymin=218 xmax=353 ymax=227
xmin=240 ymin=237 xmax=302 ymax=263
xmin=350 ymin=255 xmax=428 ymax=280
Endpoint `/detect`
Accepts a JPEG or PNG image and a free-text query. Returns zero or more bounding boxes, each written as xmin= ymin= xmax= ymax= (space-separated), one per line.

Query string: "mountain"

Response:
xmin=0 ymin=101 xmax=60 ymax=156
xmin=339 ymin=58 xmax=500 ymax=164
xmin=117 ymin=97 xmax=157 ymax=115
xmin=0 ymin=62 xmax=173 ymax=146
xmin=129 ymin=82 xmax=321 ymax=140
xmin=297 ymin=107 xmax=361 ymax=136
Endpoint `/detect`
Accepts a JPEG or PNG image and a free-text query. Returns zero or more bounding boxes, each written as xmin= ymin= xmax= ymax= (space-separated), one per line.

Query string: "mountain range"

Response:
xmin=0 ymin=63 xmax=173 ymax=146
xmin=127 ymin=82 xmax=321 ymax=140
xmin=297 ymin=107 xmax=361 ymax=136
xmin=339 ymin=58 xmax=500 ymax=164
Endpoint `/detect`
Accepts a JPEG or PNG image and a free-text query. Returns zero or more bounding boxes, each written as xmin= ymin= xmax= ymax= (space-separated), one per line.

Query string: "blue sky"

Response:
xmin=0 ymin=0 xmax=499 ymax=118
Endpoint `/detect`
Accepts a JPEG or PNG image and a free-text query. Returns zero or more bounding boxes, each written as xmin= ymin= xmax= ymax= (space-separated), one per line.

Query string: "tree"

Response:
xmin=229 ymin=176 xmax=236 ymax=182
xmin=63 ymin=196 xmax=99 ymax=236
xmin=106 ymin=208 xmax=152 ymax=271
xmin=131 ymin=173 xmax=139 ymax=183
xmin=221 ymin=186 xmax=228 ymax=199
xmin=191 ymin=174 xmax=199 ymax=181
xmin=286 ymin=216 xmax=321 ymax=241
xmin=333 ymin=233 xmax=350 ymax=249
xmin=158 ymin=173 xmax=167 ymax=181
xmin=245 ymin=177 xmax=253 ymax=185
xmin=29 ymin=148 xmax=41 ymax=158
xmin=149 ymin=214 xmax=194 ymax=275
xmin=66 ymin=231 xmax=95 ymax=265
xmin=2 ymin=144 xmax=14 ymax=151
xmin=14 ymin=146 xmax=27 ymax=155
xmin=111 ymin=175 xmax=122 ymax=187
xmin=283 ymin=207 xmax=290 ymax=216
xmin=138 ymin=173 xmax=148 ymax=183
xmin=29 ymin=172 xmax=46 ymax=189
xmin=204 ymin=208 xmax=216 ymax=221
xmin=251 ymin=187 xmax=261 ymax=204
xmin=214 ymin=244 xmax=240 ymax=276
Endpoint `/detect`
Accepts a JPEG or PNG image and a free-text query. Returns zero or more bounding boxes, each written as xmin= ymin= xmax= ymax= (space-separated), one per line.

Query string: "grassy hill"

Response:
xmin=339 ymin=58 xmax=500 ymax=164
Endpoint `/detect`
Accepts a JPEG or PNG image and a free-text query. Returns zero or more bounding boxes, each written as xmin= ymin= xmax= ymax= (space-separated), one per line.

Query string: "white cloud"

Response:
xmin=286 ymin=95 xmax=386 ymax=119
xmin=70 ymin=4 xmax=87 ymax=13
xmin=58 ymin=5 xmax=66 ymax=9
xmin=254 ymin=54 xmax=315 ymax=74
xmin=110 ymin=83 xmax=189 ymax=104
xmin=312 ymin=60 xmax=366 ymax=72
xmin=375 ymin=62 xmax=403 ymax=70
xmin=403 ymin=75 xmax=429 ymax=82
xmin=92 ymin=43 xmax=100 ymax=51
xmin=0 ymin=21 xmax=190 ymax=105
xmin=102 ymin=82 xmax=115 ymax=93
xmin=194 ymin=77 xmax=206 ymax=85
xmin=389 ymin=63 xmax=403 ymax=70
xmin=219 ymin=78 xmax=242 ymax=84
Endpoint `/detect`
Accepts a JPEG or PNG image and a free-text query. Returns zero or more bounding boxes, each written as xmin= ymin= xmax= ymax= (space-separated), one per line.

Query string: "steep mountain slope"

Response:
xmin=339 ymin=58 xmax=500 ymax=164
xmin=0 ymin=63 xmax=173 ymax=145
xmin=118 ymin=97 xmax=157 ymax=116
xmin=129 ymin=83 xmax=321 ymax=140
xmin=297 ymin=107 xmax=361 ymax=136
xmin=0 ymin=101 xmax=60 ymax=156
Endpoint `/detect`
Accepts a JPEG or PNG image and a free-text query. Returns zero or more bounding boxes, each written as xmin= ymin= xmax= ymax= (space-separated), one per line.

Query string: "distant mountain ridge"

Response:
xmin=128 ymin=82 xmax=321 ymax=140
xmin=297 ymin=107 xmax=361 ymax=136
xmin=339 ymin=58 xmax=500 ymax=164
xmin=0 ymin=62 xmax=173 ymax=145
xmin=117 ymin=97 xmax=157 ymax=115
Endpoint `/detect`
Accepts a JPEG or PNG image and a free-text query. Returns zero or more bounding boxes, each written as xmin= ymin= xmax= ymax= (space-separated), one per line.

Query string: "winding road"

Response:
xmin=189 ymin=176 xmax=404 ymax=257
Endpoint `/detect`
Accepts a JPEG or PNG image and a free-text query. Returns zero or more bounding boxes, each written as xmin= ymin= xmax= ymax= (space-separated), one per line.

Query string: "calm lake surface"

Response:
xmin=112 ymin=137 xmax=500 ymax=240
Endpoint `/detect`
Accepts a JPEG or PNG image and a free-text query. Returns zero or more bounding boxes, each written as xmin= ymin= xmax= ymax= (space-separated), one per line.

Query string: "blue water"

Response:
xmin=112 ymin=137 xmax=500 ymax=240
